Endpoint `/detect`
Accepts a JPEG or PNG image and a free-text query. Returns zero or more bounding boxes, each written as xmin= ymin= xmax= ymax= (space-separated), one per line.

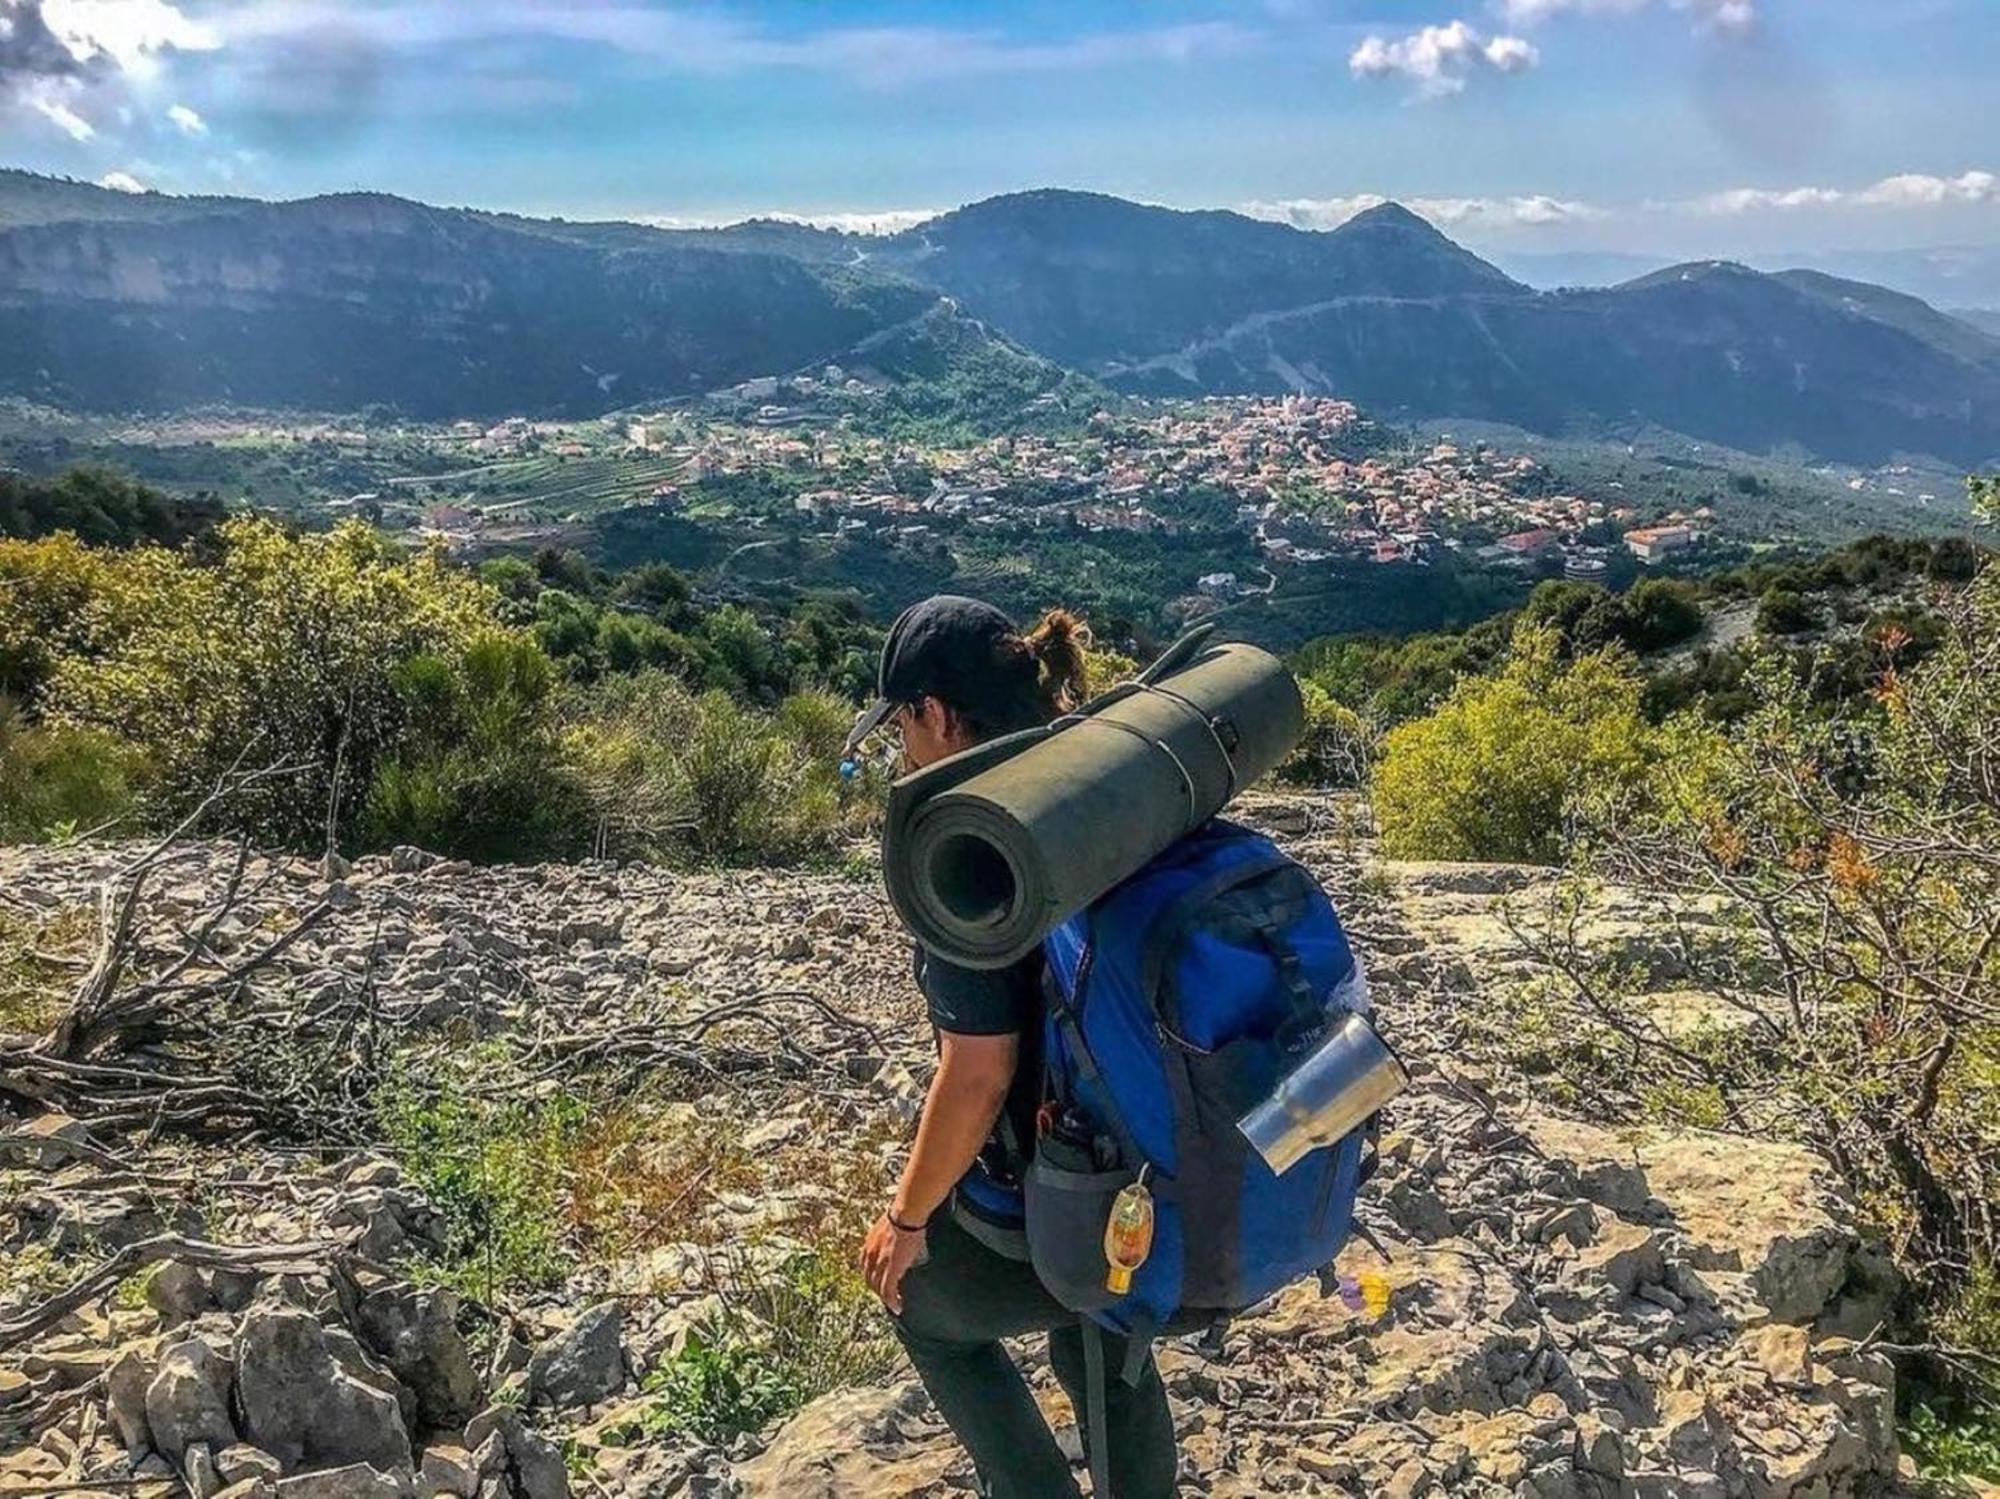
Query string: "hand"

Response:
xmin=858 ymin=1211 xmax=927 ymax=1315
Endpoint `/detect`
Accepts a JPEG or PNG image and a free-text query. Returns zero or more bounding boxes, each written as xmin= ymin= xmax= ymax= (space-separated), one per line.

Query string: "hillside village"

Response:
xmin=287 ymin=395 xmax=1717 ymax=619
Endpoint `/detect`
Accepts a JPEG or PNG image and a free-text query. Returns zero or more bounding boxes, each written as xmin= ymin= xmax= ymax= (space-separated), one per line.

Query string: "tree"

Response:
xmin=1522 ymin=475 xmax=2000 ymax=1369
xmin=19 ymin=518 xmax=504 ymax=847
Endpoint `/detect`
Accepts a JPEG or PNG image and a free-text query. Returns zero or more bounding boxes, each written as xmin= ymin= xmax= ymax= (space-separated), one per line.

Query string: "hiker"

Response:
xmin=849 ymin=594 xmax=1188 ymax=1498
xmin=853 ymin=597 xmax=1388 ymax=1499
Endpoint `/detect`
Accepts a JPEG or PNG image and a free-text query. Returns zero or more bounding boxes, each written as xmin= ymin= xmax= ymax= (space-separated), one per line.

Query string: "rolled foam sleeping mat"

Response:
xmin=883 ymin=634 xmax=1305 ymax=969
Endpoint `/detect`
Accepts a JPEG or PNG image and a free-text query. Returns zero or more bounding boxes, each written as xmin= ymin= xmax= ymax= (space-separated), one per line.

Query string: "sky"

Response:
xmin=1 ymin=0 xmax=1995 ymax=260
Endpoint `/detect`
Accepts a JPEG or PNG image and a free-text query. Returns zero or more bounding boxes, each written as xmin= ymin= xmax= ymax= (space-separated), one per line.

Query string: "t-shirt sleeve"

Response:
xmin=918 ymin=951 xmax=1035 ymax=1036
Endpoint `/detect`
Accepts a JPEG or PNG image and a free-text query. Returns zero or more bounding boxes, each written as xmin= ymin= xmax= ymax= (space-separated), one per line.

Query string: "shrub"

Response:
xmin=360 ymin=633 xmax=590 ymax=861
xmin=376 ymin=1063 xmax=585 ymax=1301
xmin=1280 ymin=680 xmax=1375 ymax=787
xmin=564 ymin=674 xmax=856 ymax=865
xmin=0 ymin=531 xmax=114 ymax=705
xmin=1756 ymin=585 xmax=1818 ymax=636
xmin=1372 ymin=624 xmax=1653 ymax=863
xmin=642 ymin=1244 xmax=897 ymax=1443
xmin=1525 ymin=508 xmax=1998 ymax=1404
xmin=0 ymin=699 xmax=144 ymax=842
xmin=22 ymin=518 xmax=506 ymax=848
xmin=1619 ymin=578 xmax=1705 ymax=652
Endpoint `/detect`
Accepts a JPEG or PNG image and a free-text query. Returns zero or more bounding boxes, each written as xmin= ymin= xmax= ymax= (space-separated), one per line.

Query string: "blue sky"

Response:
xmin=2 ymin=0 xmax=1994 ymax=257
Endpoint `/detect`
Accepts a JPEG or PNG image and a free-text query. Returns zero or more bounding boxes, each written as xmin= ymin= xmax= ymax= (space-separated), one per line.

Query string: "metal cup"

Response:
xmin=1237 ymin=1010 xmax=1410 ymax=1176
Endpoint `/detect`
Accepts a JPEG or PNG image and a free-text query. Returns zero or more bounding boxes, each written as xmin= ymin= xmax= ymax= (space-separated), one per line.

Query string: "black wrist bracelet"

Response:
xmin=888 ymin=1210 xmax=927 ymax=1233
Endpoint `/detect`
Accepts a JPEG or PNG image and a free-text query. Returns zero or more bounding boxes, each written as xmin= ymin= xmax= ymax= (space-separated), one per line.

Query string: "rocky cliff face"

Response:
xmin=0 ymin=800 xmax=1916 ymax=1498
xmin=0 ymin=196 xmax=930 ymax=417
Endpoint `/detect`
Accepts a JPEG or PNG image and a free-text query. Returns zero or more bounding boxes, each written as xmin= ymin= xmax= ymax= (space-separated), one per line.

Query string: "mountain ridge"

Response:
xmin=0 ymin=171 xmax=1994 ymax=465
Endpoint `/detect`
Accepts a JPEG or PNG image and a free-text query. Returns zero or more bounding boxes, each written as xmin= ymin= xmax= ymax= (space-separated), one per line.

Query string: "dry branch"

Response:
xmin=0 ymin=1234 xmax=347 ymax=1355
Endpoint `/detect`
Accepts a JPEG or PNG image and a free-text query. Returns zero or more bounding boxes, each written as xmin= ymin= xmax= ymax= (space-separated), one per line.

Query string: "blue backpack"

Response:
xmin=1024 ymin=818 xmax=1373 ymax=1346
xmin=941 ymin=819 xmax=1378 ymax=1494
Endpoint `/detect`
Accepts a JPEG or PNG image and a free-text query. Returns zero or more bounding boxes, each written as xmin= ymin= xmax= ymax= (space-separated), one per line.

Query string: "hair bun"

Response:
xmin=1024 ymin=608 xmax=1093 ymax=711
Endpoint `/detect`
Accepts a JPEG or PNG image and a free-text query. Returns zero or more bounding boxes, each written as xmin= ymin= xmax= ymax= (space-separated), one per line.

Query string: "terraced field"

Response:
xmin=451 ymin=452 xmax=692 ymax=516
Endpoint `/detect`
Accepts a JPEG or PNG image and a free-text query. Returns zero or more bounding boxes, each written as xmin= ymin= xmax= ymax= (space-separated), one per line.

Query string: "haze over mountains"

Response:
xmin=2 ymin=171 xmax=1996 ymax=468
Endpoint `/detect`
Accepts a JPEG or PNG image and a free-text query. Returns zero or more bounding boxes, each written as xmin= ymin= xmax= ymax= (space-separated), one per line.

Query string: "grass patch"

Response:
xmin=1901 ymin=1387 xmax=2000 ymax=1484
xmin=0 ymin=904 xmax=90 ymax=1037
xmin=641 ymin=1243 xmax=898 ymax=1444
xmin=376 ymin=1059 xmax=586 ymax=1302
xmin=566 ymin=1102 xmax=760 ymax=1261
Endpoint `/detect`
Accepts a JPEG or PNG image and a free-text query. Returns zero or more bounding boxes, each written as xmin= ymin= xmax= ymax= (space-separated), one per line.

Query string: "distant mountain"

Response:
xmin=1952 ymin=307 xmax=2000 ymax=339
xmin=1 ymin=172 xmax=1995 ymax=466
xmin=0 ymin=184 xmax=929 ymax=417
xmin=866 ymin=192 xmax=1518 ymax=369
xmin=1763 ymin=245 xmax=2000 ymax=312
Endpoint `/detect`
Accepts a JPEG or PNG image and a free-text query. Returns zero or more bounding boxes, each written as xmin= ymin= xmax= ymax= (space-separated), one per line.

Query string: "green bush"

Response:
xmin=565 ymin=674 xmax=857 ymax=865
xmin=10 ymin=518 xmax=505 ymax=847
xmin=1372 ymin=624 xmax=1653 ymax=863
xmin=642 ymin=1245 xmax=896 ymax=1443
xmin=360 ymin=633 xmax=590 ymax=861
xmin=1756 ymin=586 xmax=1818 ymax=636
xmin=1280 ymin=680 xmax=1375 ymax=787
xmin=0 ymin=699 xmax=144 ymax=842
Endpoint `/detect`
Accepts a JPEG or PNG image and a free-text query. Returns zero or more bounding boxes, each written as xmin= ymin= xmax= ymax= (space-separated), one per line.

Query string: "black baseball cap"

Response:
xmin=845 ymin=595 xmax=1030 ymax=754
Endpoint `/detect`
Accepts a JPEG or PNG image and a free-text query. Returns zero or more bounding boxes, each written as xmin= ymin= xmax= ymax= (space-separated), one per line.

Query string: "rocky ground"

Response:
xmin=0 ymin=795 xmax=1942 ymax=1498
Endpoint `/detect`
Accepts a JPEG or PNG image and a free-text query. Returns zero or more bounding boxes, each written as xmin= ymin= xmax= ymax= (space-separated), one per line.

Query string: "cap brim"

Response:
xmin=844 ymin=698 xmax=899 ymax=756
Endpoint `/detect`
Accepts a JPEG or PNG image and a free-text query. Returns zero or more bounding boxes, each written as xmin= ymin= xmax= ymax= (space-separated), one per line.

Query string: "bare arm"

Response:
xmin=894 ymin=1030 xmax=1019 ymax=1226
xmin=860 ymin=1029 xmax=1018 ymax=1313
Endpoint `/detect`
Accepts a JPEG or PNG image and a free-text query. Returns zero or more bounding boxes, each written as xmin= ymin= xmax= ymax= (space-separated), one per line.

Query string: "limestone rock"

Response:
xmin=417 ymin=1445 xmax=478 ymax=1499
xmin=235 ymin=1307 xmax=412 ymax=1475
xmin=462 ymin=1410 xmax=567 ymax=1499
xmin=218 ymin=1446 xmax=285 ymax=1485
xmin=146 ymin=1338 xmax=237 ymax=1462
xmin=1 ymin=1112 xmax=91 ymax=1170
xmin=273 ymin=1464 xmax=411 ymax=1499
xmin=527 ymin=1302 xmax=625 ymax=1411
xmin=105 ymin=1345 xmax=157 ymax=1455
xmin=737 ymin=1383 xmax=957 ymax=1498
xmin=1521 ymin=1114 xmax=1863 ymax=1324
xmin=351 ymin=1281 xmax=482 ymax=1430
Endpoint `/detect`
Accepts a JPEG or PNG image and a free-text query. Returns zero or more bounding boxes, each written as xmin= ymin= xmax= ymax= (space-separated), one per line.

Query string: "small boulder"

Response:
xmin=527 ymin=1302 xmax=625 ymax=1410
xmin=274 ymin=1464 xmax=410 ymax=1499
xmin=148 ymin=1261 xmax=217 ymax=1325
xmin=418 ymin=1446 xmax=479 ymax=1499
xmin=105 ymin=1345 xmax=157 ymax=1455
xmin=235 ymin=1307 xmax=412 ymax=1475
xmin=1 ymin=1112 xmax=91 ymax=1170
xmin=217 ymin=1446 xmax=284 ymax=1486
xmin=352 ymin=1281 xmax=482 ymax=1430
xmin=463 ymin=1410 xmax=567 ymax=1499
xmin=146 ymin=1338 xmax=237 ymax=1462
xmin=184 ymin=1441 xmax=224 ymax=1499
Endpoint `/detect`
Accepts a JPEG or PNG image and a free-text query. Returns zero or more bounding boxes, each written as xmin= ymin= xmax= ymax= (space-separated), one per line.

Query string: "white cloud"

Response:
xmin=3 ymin=0 xmax=218 ymax=142
xmin=166 ymin=99 xmax=204 ymax=133
xmin=1349 ymin=20 xmax=1539 ymax=97
xmin=97 ymin=168 xmax=145 ymax=191
xmin=640 ymin=207 xmax=941 ymax=236
xmin=1856 ymin=171 xmax=1997 ymax=207
xmin=1685 ymin=185 xmax=1845 ymax=215
xmin=38 ymin=0 xmax=218 ymax=74
xmin=1495 ymin=0 xmax=1755 ymax=34
xmin=1683 ymin=171 xmax=1998 ymax=215
xmin=30 ymin=88 xmax=94 ymax=137
xmin=1242 ymin=193 xmax=1602 ymax=230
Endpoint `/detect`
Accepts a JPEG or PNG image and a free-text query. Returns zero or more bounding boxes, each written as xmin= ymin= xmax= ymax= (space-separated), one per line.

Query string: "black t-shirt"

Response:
xmin=913 ymin=947 xmax=1045 ymax=1185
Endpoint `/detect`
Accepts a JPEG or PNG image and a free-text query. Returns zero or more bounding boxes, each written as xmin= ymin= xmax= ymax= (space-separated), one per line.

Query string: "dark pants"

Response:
xmin=892 ymin=1211 xmax=1181 ymax=1499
